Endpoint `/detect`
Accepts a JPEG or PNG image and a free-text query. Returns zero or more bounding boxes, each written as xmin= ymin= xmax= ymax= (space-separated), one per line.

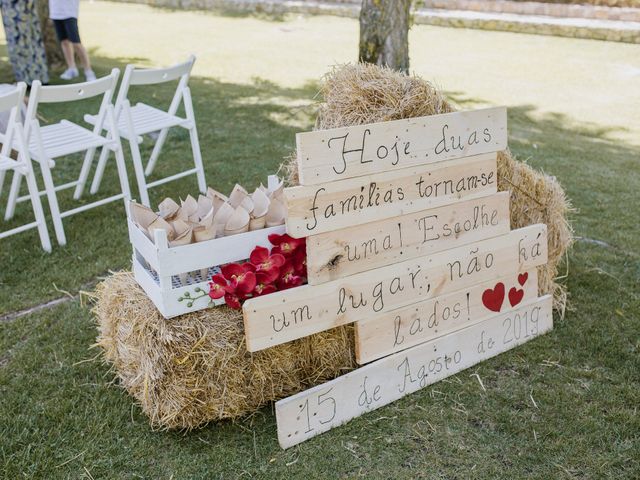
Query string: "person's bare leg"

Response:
xmin=61 ymin=40 xmax=76 ymax=69
xmin=73 ymin=43 xmax=91 ymax=71
xmin=73 ymin=43 xmax=96 ymax=80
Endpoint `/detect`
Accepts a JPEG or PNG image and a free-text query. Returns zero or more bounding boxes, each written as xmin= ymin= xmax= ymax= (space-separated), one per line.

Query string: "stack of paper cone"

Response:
xmin=127 ymin=175 xmax=287 ymax=284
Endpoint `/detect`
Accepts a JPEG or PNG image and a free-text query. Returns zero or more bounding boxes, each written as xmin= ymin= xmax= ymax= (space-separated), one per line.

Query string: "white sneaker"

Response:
xmin=84 ymin=69 xmax=97 ymax=82
xmin=60 ymin=68 xmax=79 ymax=80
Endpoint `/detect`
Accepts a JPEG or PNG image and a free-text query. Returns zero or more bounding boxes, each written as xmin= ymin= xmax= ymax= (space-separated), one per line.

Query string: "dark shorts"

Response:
xmin=53 ymin=18 xmax=81 ymax=43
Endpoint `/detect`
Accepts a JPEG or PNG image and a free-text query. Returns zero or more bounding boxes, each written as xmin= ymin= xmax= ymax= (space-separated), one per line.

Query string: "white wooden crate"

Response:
xmin=128 ymin=216 xmax=286 ymax=318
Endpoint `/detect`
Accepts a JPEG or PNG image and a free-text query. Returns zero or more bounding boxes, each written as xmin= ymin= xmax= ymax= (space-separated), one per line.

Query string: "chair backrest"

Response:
xmin=0 ymin=83 xmax=25 ymax=114
xmin=0 ymin=82 xmax=27 ymax=158
xmin=25 ymin=69 xmax=120 ymax=136
xmin=114 ymin=55 xmax=195 ymax=118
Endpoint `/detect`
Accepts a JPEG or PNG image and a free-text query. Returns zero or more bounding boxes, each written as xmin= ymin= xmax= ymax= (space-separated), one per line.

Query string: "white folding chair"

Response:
xmin=83 ymin=55 xmax=206 ymax=207
xmin=5 ymin=69 xmax=131 ymax=246
xmin=0 ymin=83 xmax=51 ymax=252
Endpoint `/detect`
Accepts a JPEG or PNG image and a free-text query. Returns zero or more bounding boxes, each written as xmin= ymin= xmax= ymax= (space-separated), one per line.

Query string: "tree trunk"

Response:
xmin=36 ymin=0 xmax=65 ymax=70
xmin=359 ymin=0 xmax=411 ymax=74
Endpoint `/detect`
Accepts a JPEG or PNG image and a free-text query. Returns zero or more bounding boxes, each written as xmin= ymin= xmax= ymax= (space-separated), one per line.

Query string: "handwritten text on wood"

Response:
xmin=285 ymin=153 xmax=497 ymax=238
xmin=355 ymin=270 xmax=538 ymax=364
xmin=295 ymin=107 xmax=507 ymax=185
xmin=243 ymin=224 xmax=547 ymax=352
xmin=276 ymin=296 xmax=553 ymax=448
xmin=306 ymin=192 xmax=510 ymax=285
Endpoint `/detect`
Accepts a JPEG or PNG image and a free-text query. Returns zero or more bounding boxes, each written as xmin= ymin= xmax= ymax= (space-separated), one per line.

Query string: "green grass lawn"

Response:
xmin=1 ymin=2 xmax=639 ymax=478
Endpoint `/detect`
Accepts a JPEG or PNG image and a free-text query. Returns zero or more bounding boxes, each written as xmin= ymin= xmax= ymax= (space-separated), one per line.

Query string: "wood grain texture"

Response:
xmin=276 ymin=295 xmax=553 ymax=448
xmin=296 ymin=107 xmax=507 ymax=185
xmin=285 ymin=153 xmax=497 ymax=238
xmin=354 ymin=269 xmax=538 ymax=364
xmin=306 ymin=191 xmax=510 ymax=285
xmin=243 ymin=224 xmax=547 ymax=351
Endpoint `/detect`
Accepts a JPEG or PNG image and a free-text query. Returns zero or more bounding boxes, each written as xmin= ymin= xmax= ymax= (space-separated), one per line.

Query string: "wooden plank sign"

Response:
xmin=295 ymin=107 xmax=507 ymax=185
xmin=241 ymin=105 xmax=554 ymax=449
xmin=306 ymin=191 xmax=511 ymax=285
xmin=284 ymin=153 xmax=497 ymax=238
xmin=243 ymin=224 xmax=547 ymax=352
xmin=355 ymin=269 xmax=538 ymax=364
xmin=276 ymin=295 xmax=553 ymax=449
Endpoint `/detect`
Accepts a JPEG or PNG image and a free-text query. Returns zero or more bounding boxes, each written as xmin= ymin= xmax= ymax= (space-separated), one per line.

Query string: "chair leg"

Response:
xmin=74 ymin=147 xmax=97 ymax=200
xmin=183 ymin=89 xmax=207 ymax=193
xmin=39 ymin=161 xmax=66 ymax=246
xmin=112 ymin=144 xmax=132 ymax=207
xmin=0 ymin=170 xmax=5 ymax=197
xmin=4 ymin=171 xmax=23 ymax=220
xmin=145 ymin=127 xmax=169 ymax=176
xmin=128 ymin=137 xmax=151 ymax=207
xmin=188 ymin=125 xmax=207 ymax=194
xmin=89 ymin=145 xmax=110 ymax=195
xmin=24 ymin=167 xmax=52 ymax=252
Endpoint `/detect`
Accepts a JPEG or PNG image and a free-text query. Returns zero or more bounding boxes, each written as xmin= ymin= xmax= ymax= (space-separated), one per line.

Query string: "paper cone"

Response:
xmin=224 ymin=224 xmax=250 ymax=236
xmin=169 ymin=226 xmax=193 ymax=248
xmin=193 ymin=224 xmax=216 ymax=242
xmin=213 ymin=202 xmax=234 ymax=237
xmin=267 ymin=174 xmax=283 ymax=191
xmin=265 ymin=198 xmax=286 ymax=227
xmin=158 ymin=198 xmax=180 ymax=220
xmin=251 ymin=188 xmax=270 ymax=218
xmin=196 ymin=195 xmax=213 ymax=220
xmin=228 ymin=184 xmax=249 ymax=209
xmin=213 ymin=202 xmax=233 ymax=225
xmin=181 ymin=195 xmax=198 ymax=217
xmin=271 ymin=188 xmax=284 ymax=203
xmin=249 ymin=215 xmax=266 ymax=231
xmin=268 ymin=176 xmax=284 ymax=200
xmin=224 ymin=206 xmax=250 ymax=236
xmin=240 ymin=197 xmax=254 ymax=214
xmin=147 ymin=216 xmax=175 ymax=242
xmin=170 ymin=218 xmax=191 ymax=238
xmin=206 ymin=187 xmax=228 ymax=211
xmin=193 ymin=206 xmax=216 ymax=242
xmin=200 ymin=207 xmax=215 ymax=228
xmin=129 ymin=201 xmax=157 ymax=230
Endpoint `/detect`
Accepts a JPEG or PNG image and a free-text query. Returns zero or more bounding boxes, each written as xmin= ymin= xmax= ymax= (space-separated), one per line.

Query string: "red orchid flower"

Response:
xmin=292 ymin=248 xmax=307 ymax=277
xmin=224 ymin=291 xmax=242 ymax=309
xmin=221 ymin=263 xmax=257 ymax=295
xmin=253 ymin=276 xmax=277 ymax=297
xmin=276 ymin=260 xmax=304 ymax=290
xmin=268 ymin=233 xmax=305 ymax=257
xmin=249 ymin=246 xmax=285 ymax=282
xmin=208 ymin=274 xmax=229 ymax=300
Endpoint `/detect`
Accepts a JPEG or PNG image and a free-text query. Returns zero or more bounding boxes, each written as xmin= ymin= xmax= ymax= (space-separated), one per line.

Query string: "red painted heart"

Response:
xmin=518 ymin=272 xmax=528 ymax=286
xmin=509 ymin=287 xmax=525 ymax=307
xmin=482 ymin=282 xmax=505 ymax=312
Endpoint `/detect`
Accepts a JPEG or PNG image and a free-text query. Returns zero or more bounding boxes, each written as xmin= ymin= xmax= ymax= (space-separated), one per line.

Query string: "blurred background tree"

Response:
xmin=359 ymin=0 xmax=412 ymax=74
xmin=36 ymin=0 xmax=65 ymax=69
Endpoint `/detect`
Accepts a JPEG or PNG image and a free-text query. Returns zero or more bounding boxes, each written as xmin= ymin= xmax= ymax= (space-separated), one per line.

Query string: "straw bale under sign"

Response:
xmin=93 ymin=272 xmax=355 ymax=430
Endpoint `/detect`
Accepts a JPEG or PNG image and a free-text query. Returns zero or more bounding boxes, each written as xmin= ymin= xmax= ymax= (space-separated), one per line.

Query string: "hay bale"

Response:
xmin=93 ymin=271 xmax=355 ymax=430
xmin=282 ymin=63 xmax=573 ymax=314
